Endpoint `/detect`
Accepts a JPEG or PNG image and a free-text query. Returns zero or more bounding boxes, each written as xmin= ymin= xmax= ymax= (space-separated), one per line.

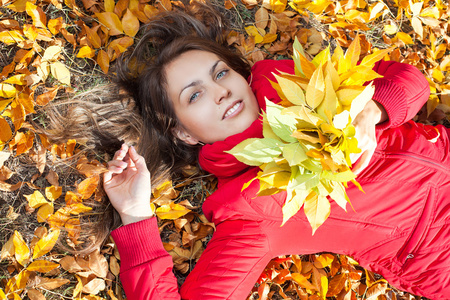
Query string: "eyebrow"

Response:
xmin=179 ymin=60 xmax=222 ymax=99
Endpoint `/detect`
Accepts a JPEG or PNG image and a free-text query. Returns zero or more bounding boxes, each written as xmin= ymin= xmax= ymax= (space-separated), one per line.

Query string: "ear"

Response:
xmin=172 ymin=127 xmax=200 ymax=145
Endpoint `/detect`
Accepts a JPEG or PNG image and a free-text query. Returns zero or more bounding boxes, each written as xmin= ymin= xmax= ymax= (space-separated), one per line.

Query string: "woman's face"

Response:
xmin=164 ymin=50 xmax=260 ymax=144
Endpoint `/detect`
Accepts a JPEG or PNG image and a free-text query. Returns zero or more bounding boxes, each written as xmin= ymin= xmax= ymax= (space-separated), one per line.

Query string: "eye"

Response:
xmin=189 ymin=92 xmax=200 ymax=103
xmin=216 ymin=69 xmax=228 ymax=80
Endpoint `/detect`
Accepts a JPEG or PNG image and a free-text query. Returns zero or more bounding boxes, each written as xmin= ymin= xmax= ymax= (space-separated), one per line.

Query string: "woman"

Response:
xmin=50 ymin=3 xmax=450 ymax=299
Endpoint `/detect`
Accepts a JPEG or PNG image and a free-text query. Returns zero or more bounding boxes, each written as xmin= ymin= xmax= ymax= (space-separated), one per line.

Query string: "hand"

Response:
xmin=350 ymin=100 xmax=388 ymax=175
xmin=103 ymin=144 xmax=153 ymax=225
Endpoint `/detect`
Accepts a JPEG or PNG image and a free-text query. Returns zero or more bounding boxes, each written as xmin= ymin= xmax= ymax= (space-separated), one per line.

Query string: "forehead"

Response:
xmin=165 ymin=50 xmax=221 ymax=78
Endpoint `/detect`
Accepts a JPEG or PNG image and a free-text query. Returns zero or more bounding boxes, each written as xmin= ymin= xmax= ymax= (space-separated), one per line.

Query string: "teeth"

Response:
xmin=224 ymin=102 xmax=241 ymax=118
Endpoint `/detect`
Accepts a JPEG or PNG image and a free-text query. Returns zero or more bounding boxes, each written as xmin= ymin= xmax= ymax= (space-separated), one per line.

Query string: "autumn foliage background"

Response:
xmin=0 ymin=0 xmax=449 ymax=299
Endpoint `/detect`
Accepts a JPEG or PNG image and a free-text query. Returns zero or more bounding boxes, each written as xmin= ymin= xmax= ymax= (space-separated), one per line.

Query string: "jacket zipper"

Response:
xmin=374 ymin=150 xmax=449 ymax=174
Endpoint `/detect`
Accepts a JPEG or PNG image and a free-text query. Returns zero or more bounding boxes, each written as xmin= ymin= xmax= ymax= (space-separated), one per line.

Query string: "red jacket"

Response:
xmin=111 ymin=60 xmax=450 ymax=299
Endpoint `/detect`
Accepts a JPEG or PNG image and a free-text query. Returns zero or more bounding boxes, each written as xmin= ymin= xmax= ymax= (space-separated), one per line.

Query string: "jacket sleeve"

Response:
xmin=371 ymin=60 xmax=430 ymax=130
xmin=111 ymin=218 xmax=181 ymax=300
xmin=111 ymin=218 xmax=272 ymax=299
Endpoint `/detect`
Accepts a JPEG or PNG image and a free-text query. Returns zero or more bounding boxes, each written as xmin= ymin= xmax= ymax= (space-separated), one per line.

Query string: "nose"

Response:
xmin=213 ymin=82 xmax=231 ymax=104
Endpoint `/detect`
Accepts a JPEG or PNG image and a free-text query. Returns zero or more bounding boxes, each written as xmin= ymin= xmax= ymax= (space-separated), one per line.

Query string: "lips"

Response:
xmin=223 ymin=100 xmax=243 ymax=119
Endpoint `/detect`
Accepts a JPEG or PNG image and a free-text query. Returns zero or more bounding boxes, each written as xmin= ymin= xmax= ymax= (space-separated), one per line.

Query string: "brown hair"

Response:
xmin=40 ymin=2 xmax=251 ymax=253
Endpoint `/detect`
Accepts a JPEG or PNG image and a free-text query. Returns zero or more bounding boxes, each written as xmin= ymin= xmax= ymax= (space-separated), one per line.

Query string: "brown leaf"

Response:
xmin=45 ymin=169 xmax=59 ymax=186
xmin=255 ymin=7 xmax=269 ymax=30
xmin=29 ymin=144 xmax=46 ymax=173
xmin=82 ymin=278 xmax=106 ymax=294
xmin=27 ymin=289 xmax=46 ymax=300
xmin=89 ymin=249 xmax=108 ymax=278
xmin=0 ymin=234 xmax=15 ymax=261
xmin=6 ymin=205 xmax=20 ymax=220
xmin=34 ymin=277 xmax=70 ymax=290
xmin=109 ymin=256 xmax=120 ymax=276
xmin=0 ymin=181 xmax=22 ymax=192
xmin=0 ymin=165 xmax=14 ymax=181
xmin=60 ymin=256 xmax=85 ymax=273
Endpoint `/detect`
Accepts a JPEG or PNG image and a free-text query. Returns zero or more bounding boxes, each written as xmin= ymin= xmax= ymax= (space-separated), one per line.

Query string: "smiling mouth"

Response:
xmin=223 ymin=101 xmax=243 ymax=119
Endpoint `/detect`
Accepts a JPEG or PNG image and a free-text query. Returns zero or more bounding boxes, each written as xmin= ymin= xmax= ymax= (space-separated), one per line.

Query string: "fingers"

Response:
xmin=128 ymin=146 xmax=149 ymax=172
xmin=113 ymin=144 xmax=129 ymax=161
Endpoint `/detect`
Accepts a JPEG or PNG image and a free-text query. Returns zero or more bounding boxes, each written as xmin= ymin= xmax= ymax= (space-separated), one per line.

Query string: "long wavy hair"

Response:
xmin=40 ymin=2 xmax=251 ymax=253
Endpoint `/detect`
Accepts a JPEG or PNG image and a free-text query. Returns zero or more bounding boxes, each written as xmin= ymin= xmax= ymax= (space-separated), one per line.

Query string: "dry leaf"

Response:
xmin=34 ymin=277 xmax=69 ymax=290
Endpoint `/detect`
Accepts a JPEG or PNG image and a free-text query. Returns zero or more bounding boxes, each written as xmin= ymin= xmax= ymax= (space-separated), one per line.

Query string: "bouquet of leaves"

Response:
xmin=228 ymin=36 xmax=391 ymax=233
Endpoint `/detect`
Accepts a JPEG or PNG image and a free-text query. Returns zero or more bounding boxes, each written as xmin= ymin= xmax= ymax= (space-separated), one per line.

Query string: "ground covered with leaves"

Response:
xmin=0 ymin=0 xmax=449 ymax=299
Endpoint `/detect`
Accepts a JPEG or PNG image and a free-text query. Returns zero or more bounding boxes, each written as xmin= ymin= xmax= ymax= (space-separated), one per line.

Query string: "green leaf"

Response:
xmin=226 ymin=137 xmax=282 ymax=166
xmin=266 ymin=99 xmax=298 ymax=143
xmin=282 ymin=143 xmax=308 ymax=166
xmin=293 ymin=37 xmax=305 ymax=77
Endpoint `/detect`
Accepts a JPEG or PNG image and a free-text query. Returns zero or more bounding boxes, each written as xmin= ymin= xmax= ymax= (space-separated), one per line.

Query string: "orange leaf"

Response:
xmin=95 ymin=12 xmax=124 ymax=36
xmin=156 ymin=202 xmax=191 ymax=220
xmin=96 ymin=49 xmax=109 ymax=74
xmin=27 ymin=260 xmax=59 ymax=273
xmin=13 ymin=231 xmax=30 ymax=266
xmin=0 ymin=117 xmax=12 ymax=143
xmin=158 ymin=0 xmax=172 ymax=11
xmin=107 ymin=36 xmax=134 ymax=59
xmin=270 ymin=0 xmax=287 ymax=13
xmin=104 ymin=0 xmax=115 ymax=12
xmin=291 ymin=273 xmax=317 ymax=290
xmin=0 ymin=30 xmax=25 ymax=45
xmin=83 ymin=24 xmax=102 ymax=49
xmin=67 ymin=202 xmax=93 ymax=214
xmin=122 ymin=9 xmax=140 ymax=37
xmin=24 ymin=191 xmax=49 ymax=208
xmin=37 ymin=203 xmax=54 ymax=223
xmin=48 ymin=17 xmax=63 ymax=35
xmin=314 ymin=253 xmax=335 ymax=268
xmin=25 ymin=2 xmax=47 ymax=29
xmin=114 ymin=0 xmax=130 ymax=17
xmin=45 ymin=185 xmax=62 ymax=201
xmin=61 ymin=28 xmax=76 ymax=47
xmin=224 ymin=0 xmax=236 ymax=9
xmin=35 ymin=86 xmax=59 ymax=106
xmin=77 ymin=45 xmax=96 ymax=58
xmin=32 ymin=229 xmax=60 ymax=259
xmin=77 ymin=175 xmax=99 ymax=199
xmin=15 ymin=270 xmax=31 ymax=290
xmin=395 ymin=32 xmax=414 ymax=45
